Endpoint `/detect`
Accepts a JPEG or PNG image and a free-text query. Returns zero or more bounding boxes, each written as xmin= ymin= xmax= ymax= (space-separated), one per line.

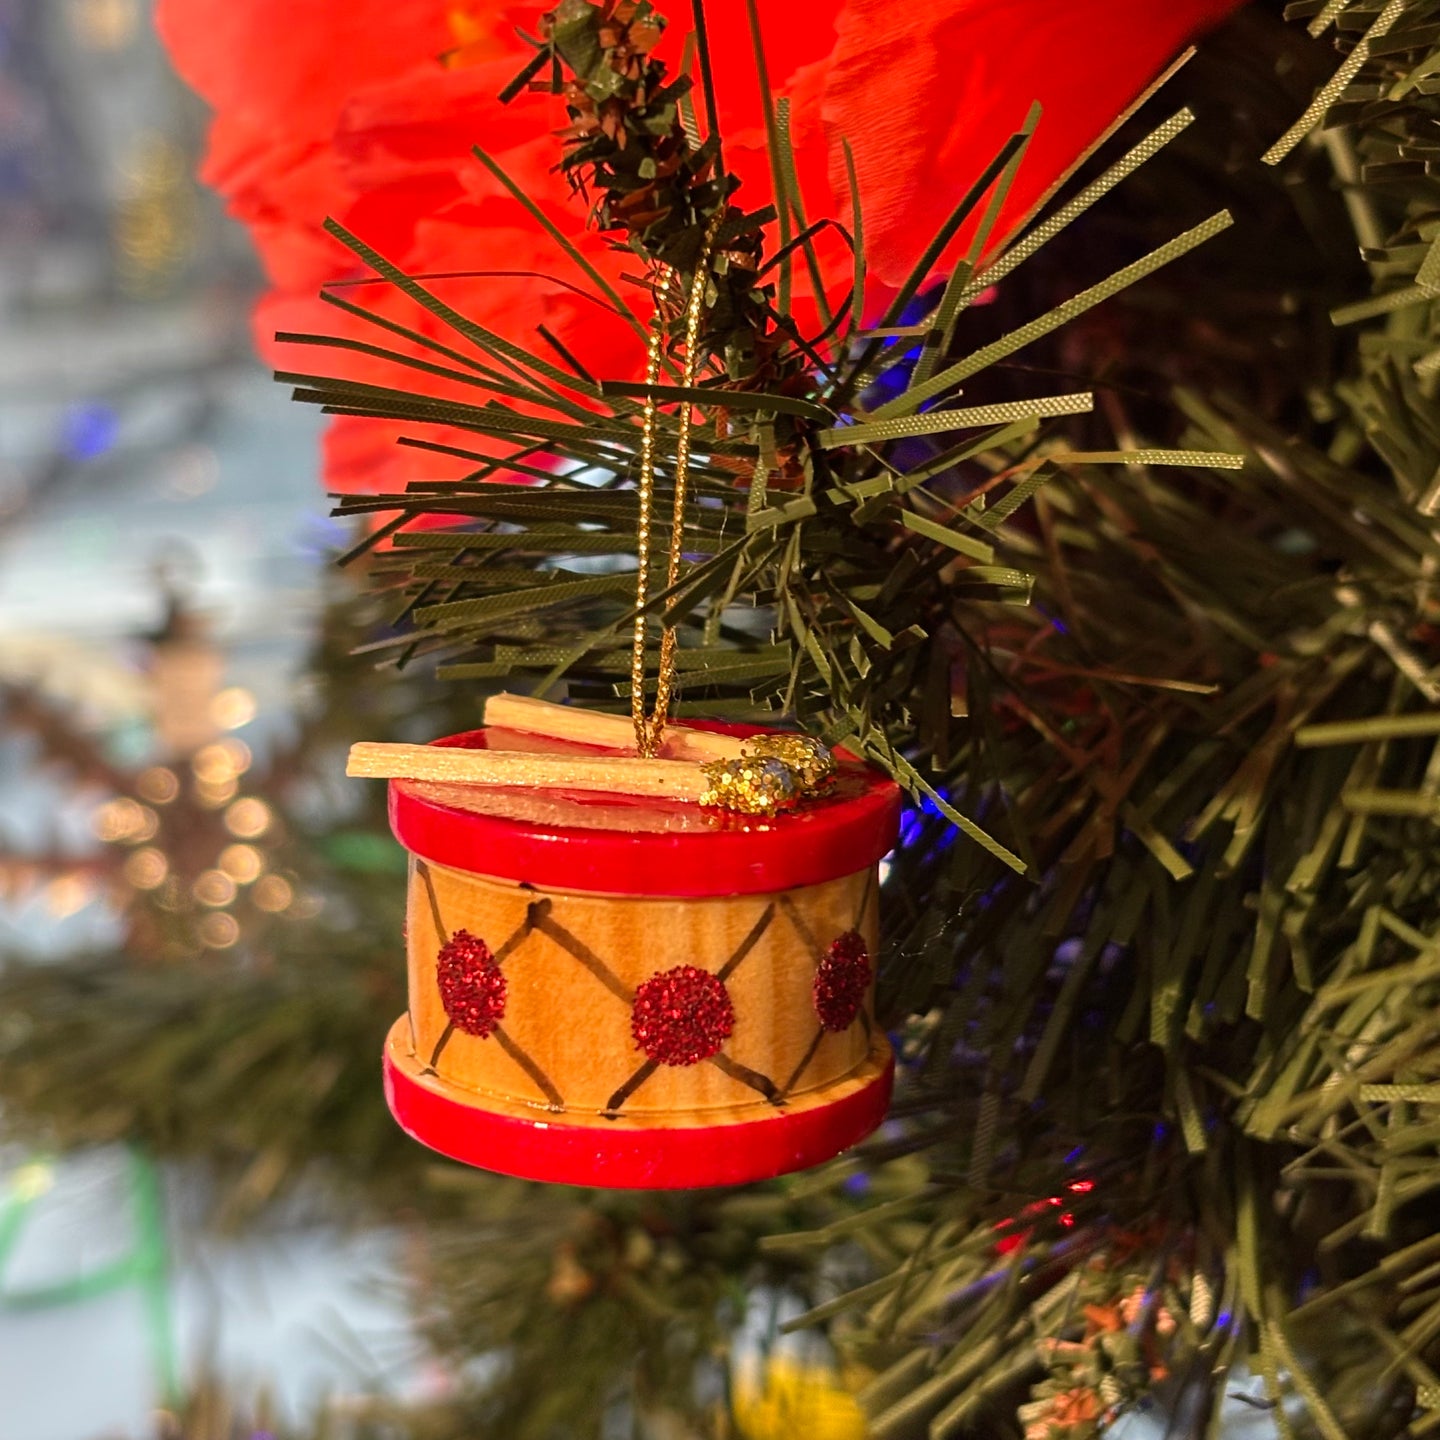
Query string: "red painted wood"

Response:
xmin=388 ymin=721 xmax=901 ymax=896
xmin=383 ymin=1049 xmax=894 ymax=1189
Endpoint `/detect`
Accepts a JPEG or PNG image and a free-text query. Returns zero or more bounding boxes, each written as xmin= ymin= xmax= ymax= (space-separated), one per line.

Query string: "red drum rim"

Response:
xmin=383 ymin=1020 xmax=894 ymax=1189
xmin=388 ymin=721 xmax=901 ymax=896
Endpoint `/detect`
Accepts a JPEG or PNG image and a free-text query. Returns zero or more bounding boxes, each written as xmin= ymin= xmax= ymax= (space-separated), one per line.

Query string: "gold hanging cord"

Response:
xmin=631 ymin=213 xmax=723 ymax=758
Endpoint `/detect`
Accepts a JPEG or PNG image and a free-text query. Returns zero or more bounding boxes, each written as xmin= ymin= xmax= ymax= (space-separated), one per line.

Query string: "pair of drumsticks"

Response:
xmin=347 ymin=693 xmax=802 ymax=806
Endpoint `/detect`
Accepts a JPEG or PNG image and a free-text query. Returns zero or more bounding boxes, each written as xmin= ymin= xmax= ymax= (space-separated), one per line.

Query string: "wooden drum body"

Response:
xmin=383 ymin=724 xmax=900 ymax=1188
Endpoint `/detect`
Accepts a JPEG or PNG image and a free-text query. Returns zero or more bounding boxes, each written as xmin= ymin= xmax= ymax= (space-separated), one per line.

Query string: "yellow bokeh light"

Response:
xmin=124 ymin=848 xmax=168 ymax=890
xmin=196 ymin=777 xmax=239 ymax=809
xmin=131 ymin=807 xmax=160 ymax=843
xmin=252 ymin=874 xmax=293 ymax=913
xmin=218 ymin=844 xmax=263 ymax=884
xmin=193 ymin=745 xmax=232 ymax=782
xmin=92 ymin=797 xmax=144 ymax=842
xmin=193 ymin=869 xmax=237 ymax=907
xmin=45 ymin=874 xmax=93 ymax=918
xmin=210 ymin=687 xmax=256 ymax=730
xmin=225 ymin=798 xmax=272 ymax=839
xmin=193 ymin=739 xmax=252 ymax=784
xmin=198 ymin=912 xmax=240 ymax=949
xmin=137 ymin=767 xmax=180 ymax=805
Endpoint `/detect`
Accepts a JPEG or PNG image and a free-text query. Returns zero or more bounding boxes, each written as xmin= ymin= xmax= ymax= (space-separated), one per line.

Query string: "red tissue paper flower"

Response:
xmin=157 ymin=0 xmax=1242 ymax=499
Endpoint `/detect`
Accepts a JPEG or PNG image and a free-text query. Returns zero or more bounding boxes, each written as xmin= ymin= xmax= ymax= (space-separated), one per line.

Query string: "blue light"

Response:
xmin=856 ymin=290 xmax=942 ymax=409
xmin=896 ymin=807 xmax=926 ymax=848
xmin=61 ymin=402 xmax=119 ymax=461
xmin=1035 ymin=606 xmax=1070 ymax=637
xmin=894 ymin=791 xmax=961 ymax=855
xmin=916 ymin=793 xmax=961 ymax=851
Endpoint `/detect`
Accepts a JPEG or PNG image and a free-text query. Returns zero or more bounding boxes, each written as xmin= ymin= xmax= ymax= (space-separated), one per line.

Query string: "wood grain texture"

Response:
xmin=481 ymin=692 xmax=745 ymax=763
xmin=349 ymin=741 xmax=709 ymax=799
xmin=404 ymin=857 xmax=879 ymax=1122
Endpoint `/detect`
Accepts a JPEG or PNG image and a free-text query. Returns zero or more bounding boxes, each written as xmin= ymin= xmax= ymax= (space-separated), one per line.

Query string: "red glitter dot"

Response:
xmin=813 ymin=930 xmax=871 ymax=1031
xmin=631 ymin=965 xmax=734 ymax=1066
xmin=436 ymin=929 xmax=506 ymax=1038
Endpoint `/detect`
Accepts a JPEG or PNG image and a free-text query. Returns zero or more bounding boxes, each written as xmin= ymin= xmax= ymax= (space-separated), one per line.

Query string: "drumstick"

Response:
xmin=481 ymin=692 xmax=744 ymax=763
xmin=346 ymin=742 xmax=710 ymax=801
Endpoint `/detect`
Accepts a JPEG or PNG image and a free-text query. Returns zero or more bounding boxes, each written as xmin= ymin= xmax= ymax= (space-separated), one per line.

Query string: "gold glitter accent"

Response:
xmin=700 ymin=735 xmax=833 ymax=815
xmin=700 ymin=755 xmax=803 ymax=816
xmin=743 ymin=734 xmax=835 ymax=791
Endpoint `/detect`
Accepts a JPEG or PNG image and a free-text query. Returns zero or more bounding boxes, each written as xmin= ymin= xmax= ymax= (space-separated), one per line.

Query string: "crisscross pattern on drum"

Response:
xmin=411 ymin=859 xmax=876 ymax=1119
xmin=776 ymin=868 xmax=876 ymax=1100
xmin=416 ymin=860 xmax=564 ymax=1110
xmin=603 ymin=902 xmax=781 ymax=1116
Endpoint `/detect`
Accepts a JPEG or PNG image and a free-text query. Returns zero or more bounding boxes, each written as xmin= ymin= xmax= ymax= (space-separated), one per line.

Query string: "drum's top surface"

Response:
xmin=388 ymin=721 xmax=902 ymax=896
